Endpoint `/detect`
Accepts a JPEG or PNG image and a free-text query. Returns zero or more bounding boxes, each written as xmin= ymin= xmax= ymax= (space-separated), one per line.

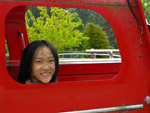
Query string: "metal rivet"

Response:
xmin=129 ymin=19 xmax=133 ymax=23
xmin=145 ymin=96 xmax=150 ymax=105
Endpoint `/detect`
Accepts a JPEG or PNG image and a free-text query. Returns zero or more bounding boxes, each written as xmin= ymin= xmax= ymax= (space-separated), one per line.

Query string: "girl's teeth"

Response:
xmin=41 ymin=73 xmax=50 ymax=76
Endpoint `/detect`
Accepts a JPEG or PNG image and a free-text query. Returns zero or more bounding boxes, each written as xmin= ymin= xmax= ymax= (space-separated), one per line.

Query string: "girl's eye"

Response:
xmin=49 ymin=60 xmax=55 ymax=63
xmin=35 ymin=60 xmax=42 ymax=63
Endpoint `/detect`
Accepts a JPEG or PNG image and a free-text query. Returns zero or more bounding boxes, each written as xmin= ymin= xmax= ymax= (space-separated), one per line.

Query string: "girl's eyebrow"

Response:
xmin=35 ymin=57 xmax=42 ymax=59
xmin=49 ymin=56 xmax=54 ymax=58
xmin=35 ymin=56 xmax=54 ymax=59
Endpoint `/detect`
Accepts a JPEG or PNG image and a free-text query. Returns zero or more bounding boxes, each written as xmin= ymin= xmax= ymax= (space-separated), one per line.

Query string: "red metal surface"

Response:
xmin=0 ymin=0 xmax=150 ymax=112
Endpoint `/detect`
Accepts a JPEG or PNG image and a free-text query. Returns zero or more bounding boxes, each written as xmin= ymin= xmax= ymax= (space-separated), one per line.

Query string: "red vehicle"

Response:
xmin=0 ymin=0 xmax=150 ymax=112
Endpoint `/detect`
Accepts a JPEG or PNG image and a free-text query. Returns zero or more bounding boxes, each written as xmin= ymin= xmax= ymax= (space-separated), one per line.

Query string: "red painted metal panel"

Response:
xmin=58 ymin=74 xmax=117 ymax=82
xmin=59 ymin=63 xmax=121 ymax=75
xmin=7 ymin=60 xmax=121 ymax=81
xmin=5 ymin=6 xmax=29 ymax=60
xmin=0 ymin=0 xmax=150 ymax=112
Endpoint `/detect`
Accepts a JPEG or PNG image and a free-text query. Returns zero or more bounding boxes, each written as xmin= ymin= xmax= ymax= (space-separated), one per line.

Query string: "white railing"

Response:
xmin=59 ymin=49 xmax=121 ymax=64
xmin=86 ymin=49 xmax=120 ymax=59
xmin=59 ymin=49 xmax=120 ymax=59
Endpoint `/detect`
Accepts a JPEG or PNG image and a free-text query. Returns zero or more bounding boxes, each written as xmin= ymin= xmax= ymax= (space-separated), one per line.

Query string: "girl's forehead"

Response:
xmin=35 ymin=46 xmax=53 ymax=57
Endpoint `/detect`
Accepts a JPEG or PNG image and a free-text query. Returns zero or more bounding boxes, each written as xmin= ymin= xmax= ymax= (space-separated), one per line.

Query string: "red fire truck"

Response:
xmin=0 ymin=0 xmax=150 ymax=112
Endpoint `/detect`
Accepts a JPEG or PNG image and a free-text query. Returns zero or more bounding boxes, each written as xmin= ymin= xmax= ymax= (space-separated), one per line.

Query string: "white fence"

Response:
xmin=59 ymin=49 xmax=120 ymax=59
xmin=59 ymin=49 xmax=121 ymax=64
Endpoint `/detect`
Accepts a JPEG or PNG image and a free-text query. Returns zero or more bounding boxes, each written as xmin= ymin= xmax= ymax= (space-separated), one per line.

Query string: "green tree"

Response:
xmin=84 ymin=23 xmax=113 ymax=49
xmin=68 ymin=8 xmax=117 ymax=48
xmin=25 ymin=7 xmax=88 ymax=52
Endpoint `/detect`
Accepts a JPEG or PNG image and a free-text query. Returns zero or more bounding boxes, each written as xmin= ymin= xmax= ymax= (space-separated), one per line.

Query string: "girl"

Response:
xmin=17 ymin=40 xmax=59 ymax=84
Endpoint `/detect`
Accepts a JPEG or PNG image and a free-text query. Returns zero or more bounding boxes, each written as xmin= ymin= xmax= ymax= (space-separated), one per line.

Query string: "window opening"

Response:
xmin=7 ymin=6 xmax=121 ymax=83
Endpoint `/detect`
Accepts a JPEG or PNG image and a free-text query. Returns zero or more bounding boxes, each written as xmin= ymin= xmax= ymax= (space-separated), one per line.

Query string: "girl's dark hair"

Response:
xmin=17 ymin=40 xmax=59 ymax=84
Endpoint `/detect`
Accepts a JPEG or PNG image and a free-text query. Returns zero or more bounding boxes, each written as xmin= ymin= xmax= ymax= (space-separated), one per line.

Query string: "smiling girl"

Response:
xmin=17 ymin=40 xmax=59 ymax=84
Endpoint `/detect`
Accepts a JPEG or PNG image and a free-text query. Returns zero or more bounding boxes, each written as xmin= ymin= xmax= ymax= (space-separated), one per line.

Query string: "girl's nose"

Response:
xmin=43 ymin=64 xmax=50 ymax=70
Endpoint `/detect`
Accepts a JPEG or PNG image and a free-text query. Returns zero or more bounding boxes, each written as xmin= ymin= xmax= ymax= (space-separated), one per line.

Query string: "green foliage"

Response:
xmin=25 ymin=7 xmax=88 ymax=52
xmin=5 ymin=39 xmax=9 ymax=57
xmin=142 ymin=0 xmax=150 ymax=23
xmin=84 ymin=23 xmax=113 ymax=49
xmin=142 ymin=0 xmax=146 ymax=11
xmin=68 ymin=8 xmax=117 ymax=48
xmin=71 ymin=13 xmax=84 ymax=32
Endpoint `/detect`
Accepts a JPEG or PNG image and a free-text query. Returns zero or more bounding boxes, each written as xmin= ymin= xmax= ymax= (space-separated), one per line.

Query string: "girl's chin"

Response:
xmin=41 ymin=78 xmax=52 ymax=83
xmin=41 ymin=81 xmax=50 ymax=84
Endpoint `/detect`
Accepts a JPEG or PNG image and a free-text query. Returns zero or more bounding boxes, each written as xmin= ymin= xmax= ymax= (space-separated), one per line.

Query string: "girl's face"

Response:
xmin=31 ymin=46 xmax=55 ymax=83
